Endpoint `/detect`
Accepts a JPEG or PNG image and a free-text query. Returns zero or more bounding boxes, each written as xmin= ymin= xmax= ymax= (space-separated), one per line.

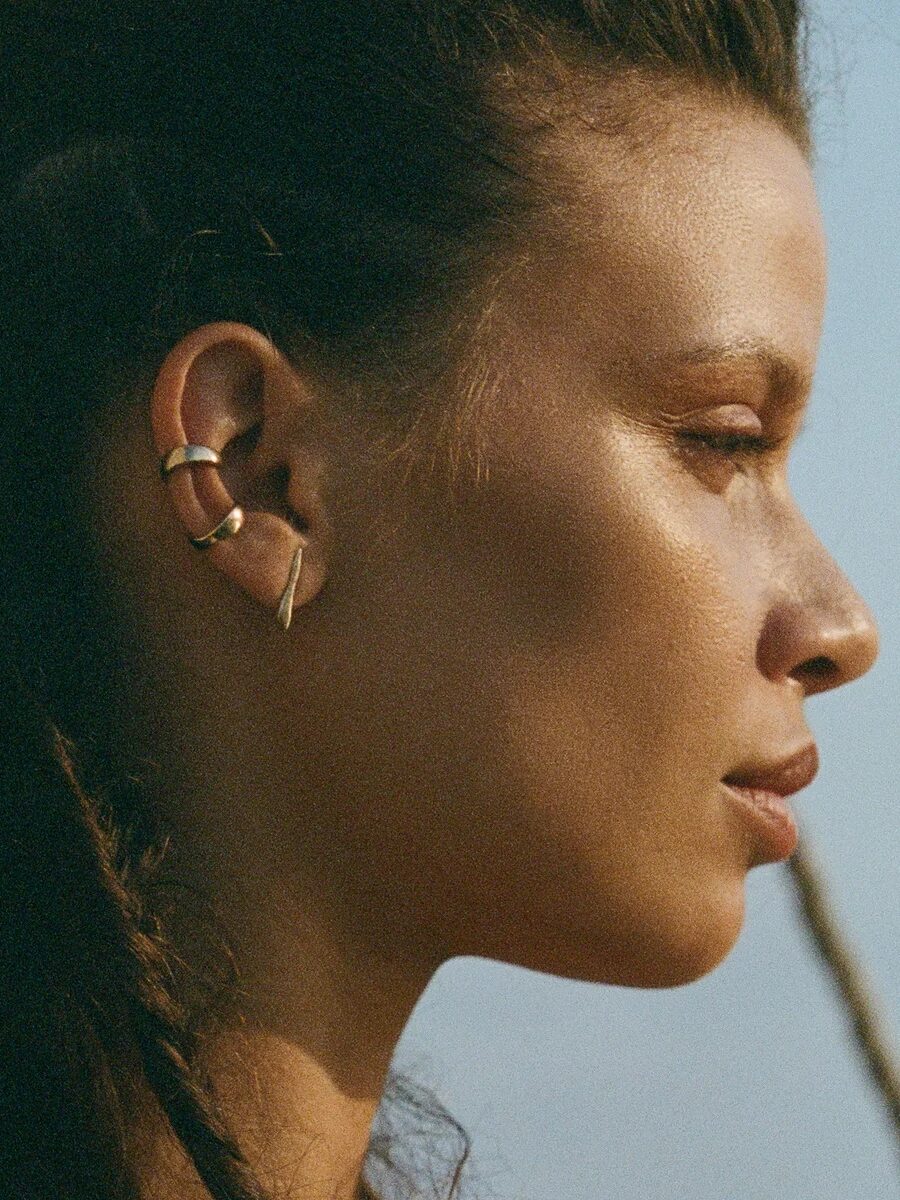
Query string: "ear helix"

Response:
xmin=159 ymin=442 xmax=305 ymax=629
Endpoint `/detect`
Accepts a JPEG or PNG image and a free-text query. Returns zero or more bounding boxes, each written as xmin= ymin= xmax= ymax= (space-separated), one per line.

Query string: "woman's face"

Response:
xmin=250 ymin=92 xmax=879 ymax=990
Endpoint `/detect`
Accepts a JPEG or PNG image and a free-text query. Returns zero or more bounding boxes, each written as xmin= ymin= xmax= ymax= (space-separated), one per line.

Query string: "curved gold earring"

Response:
xmin=277 ymin=543 xmax=305 ymax=631
xmin=159 ymin=444 xmax=221 ymax=477
xmin=160 ymin=442 xmax=298 ymax=624
xmin=189 ymin=506 xmax=245 ymax=549
xmin=159 ymin=443 xmax=244 ymax=551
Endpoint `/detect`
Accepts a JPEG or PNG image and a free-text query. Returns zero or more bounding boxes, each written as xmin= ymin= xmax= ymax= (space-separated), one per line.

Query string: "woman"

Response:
xmin=0 ymin=2 xmax=881 ymax=1199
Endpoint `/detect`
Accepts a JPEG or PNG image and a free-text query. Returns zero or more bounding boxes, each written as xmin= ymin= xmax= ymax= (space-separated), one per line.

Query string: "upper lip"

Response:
xmin=722 ymin=742 xmax=819 ymax=797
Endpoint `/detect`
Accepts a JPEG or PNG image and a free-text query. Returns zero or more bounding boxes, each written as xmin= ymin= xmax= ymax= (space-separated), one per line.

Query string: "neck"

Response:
xmin=133 ymin=844 xmax=437 ymax=1200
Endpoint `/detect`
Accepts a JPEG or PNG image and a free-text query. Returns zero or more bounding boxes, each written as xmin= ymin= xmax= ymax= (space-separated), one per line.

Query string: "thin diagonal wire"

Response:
xmin=786 ymin=828 xmax=900 ymax=1142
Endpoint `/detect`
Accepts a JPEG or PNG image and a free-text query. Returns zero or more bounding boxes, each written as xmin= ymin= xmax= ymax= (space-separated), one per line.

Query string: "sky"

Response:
xmin=387 ymin=4 xmax=899 ymax=1197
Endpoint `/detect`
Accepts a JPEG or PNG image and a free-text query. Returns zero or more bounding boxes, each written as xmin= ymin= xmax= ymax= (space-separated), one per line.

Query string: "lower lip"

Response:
xmin=720 ymin=782 xmax=798 ymax=862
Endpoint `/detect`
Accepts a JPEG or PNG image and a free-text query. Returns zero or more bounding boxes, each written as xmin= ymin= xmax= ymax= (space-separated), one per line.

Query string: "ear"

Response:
xmin=151 ymin=321 xmax=329 ymax=623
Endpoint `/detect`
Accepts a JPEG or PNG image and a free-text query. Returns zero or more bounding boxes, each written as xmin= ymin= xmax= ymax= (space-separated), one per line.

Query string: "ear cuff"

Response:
xmin=159 ymin=444 xmax=222 ymax=476
xmin=159 ymin=443 xmax=303 ymax=629
xmin=160 ymin=443 xmax=244 ymax=549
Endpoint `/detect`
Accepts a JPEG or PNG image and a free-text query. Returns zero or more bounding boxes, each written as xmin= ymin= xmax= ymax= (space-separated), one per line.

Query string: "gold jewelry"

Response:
xmin=276 ymin=543 xmax=304 ymax=631
xmin=189 ymin=506 xmax=245 ymax=550
xmin=159 ymin=443 xmax=244 ymax=551
xmin=159 ymin=443 xmax=221 ymax=477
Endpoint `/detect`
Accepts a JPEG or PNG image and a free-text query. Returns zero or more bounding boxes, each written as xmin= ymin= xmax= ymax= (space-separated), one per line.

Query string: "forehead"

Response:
xmin=511 ymin=85 xmax=827 ymax=389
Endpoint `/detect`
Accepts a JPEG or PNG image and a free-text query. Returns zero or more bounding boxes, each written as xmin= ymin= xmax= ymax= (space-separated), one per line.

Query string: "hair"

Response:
xmin=0 ymin=3 xmax=811 ymax=1198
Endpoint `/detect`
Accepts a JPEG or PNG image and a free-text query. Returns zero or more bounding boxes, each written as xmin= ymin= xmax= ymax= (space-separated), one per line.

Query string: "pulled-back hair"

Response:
xmin=0 ymin=3 xmax=810 ymax=1198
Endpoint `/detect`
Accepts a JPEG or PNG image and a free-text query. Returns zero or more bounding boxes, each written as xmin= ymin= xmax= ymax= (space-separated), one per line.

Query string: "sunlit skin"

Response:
xmin=90 ymin=83 xmax=879 ymax=1198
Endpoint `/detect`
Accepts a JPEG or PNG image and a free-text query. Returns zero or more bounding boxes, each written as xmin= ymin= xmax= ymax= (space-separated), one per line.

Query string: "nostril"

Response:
xmin=794 ymin=655 xmax=839 ymax=694
xmin=805 ymin=656 xmax=835 ymax=676
xmin=757 ymin=594 xmax=880 ymax=696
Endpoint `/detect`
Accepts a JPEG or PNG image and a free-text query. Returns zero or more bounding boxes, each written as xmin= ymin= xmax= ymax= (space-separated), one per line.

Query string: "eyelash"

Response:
xmin=679 ymin=431 xmax=784 ymax=458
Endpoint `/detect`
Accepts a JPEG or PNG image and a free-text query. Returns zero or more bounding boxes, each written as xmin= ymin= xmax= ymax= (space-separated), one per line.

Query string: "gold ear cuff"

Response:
xmin=160 ymin=443 xmax=244 ymax=549
xmin=159 ymin=443 xmax=303 ymax=630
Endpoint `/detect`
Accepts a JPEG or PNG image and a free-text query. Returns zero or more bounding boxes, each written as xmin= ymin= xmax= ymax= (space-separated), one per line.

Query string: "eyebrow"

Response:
xmin=639 ymin=336 xmax=814 ymax=407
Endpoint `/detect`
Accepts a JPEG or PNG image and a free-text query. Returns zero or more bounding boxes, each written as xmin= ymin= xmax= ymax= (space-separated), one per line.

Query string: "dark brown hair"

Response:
xmin=0 ymin=4 xmax=810 ymax=1198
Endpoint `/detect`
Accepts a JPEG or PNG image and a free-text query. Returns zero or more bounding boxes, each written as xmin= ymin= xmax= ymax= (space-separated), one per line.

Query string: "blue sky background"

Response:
xmin=388 ymin=4 xmax=899 ymax=1197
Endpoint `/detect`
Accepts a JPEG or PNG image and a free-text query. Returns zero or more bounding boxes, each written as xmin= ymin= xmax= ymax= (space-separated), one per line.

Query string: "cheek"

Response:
xmin=433 ymin=418 xmax=761 ymax=980
xmin=461 ymin=413 xmax=756 ymax=728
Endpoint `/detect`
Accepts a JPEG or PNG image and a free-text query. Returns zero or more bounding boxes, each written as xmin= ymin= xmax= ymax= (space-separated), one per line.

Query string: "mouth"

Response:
xmin=720 ymin=743 xmax=819 ymax=864
xmin=722 ymin=742 xmax=819 ymax=797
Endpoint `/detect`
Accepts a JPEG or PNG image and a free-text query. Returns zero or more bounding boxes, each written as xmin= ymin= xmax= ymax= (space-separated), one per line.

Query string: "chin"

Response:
xmin=509 ymin=879 xmax=748 ymax=990
xmin=611 ymin=881 xmax=748 ymax=989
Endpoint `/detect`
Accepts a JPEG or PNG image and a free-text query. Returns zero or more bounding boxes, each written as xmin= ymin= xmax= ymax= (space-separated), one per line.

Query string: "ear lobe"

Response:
xmin=151 ymin=321 xmax=330 ymax=623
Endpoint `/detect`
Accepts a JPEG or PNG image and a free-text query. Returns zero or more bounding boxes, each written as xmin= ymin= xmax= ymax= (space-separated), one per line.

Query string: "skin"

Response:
xmin=91 ymin=84 xmax=879 ymax=1198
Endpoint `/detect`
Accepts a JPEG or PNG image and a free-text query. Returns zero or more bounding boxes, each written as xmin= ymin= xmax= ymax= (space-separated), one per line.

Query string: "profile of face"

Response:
xmin=139 ymin=83 xmax=879 ymax=1006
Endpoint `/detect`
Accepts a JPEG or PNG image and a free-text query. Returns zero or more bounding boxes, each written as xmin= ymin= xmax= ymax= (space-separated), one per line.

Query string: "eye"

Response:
xmin=673 ymin=405 xmax=808 ymax=472
xmin=679 ymin=431 xmax=783 ymax=458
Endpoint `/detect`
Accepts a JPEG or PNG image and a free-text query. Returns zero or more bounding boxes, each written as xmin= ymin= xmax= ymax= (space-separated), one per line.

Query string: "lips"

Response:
xmin=722 ymin=742 xmax=819 ymax=798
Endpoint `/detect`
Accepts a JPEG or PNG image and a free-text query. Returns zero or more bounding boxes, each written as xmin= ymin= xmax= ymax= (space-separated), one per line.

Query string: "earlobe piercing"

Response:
xmin=276 ymin=542 xmax=305 ymax=631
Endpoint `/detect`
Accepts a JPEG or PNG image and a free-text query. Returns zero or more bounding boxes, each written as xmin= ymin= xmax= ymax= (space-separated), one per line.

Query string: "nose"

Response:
xmin=756 ymin=547 xmax=880 ymax=698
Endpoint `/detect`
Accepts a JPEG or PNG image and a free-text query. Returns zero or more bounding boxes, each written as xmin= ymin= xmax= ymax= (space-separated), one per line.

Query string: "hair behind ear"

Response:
xmin=0 ymin=640 xmax=275 ymax=1200
xmin=0 ymin=643 xmax=141 ymax=1197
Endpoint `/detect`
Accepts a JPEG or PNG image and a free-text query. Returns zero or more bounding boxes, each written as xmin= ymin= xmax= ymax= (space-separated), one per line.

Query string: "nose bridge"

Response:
xmin=756 ymin=505 xmax=880 ymax=694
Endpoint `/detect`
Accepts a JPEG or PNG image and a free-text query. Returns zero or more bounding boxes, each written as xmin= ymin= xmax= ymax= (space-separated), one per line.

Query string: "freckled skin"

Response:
xmin=277 ymin=94 xmax=878 ymax=990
